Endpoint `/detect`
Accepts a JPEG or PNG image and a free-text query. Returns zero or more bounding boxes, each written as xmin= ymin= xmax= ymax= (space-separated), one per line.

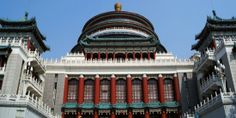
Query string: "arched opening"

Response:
xmin=150 ymin=53 xmax=154 ymax=59
xmin=92 ymin=53 xmax=98 ymax=60
xmin=116 ymin=53 xmax=125 ymax=60
xmin=86 ymin=53 xmax=92 ymax=60
xmin=116 ymin=79 xmax=126 ymax=103
xmin=132 ymin=79 xmax=142 ymax=102
xmin=164 ymin=78 xmax=174 ymax=102
xmin=135 ymin=53 xmax=141 ymax=60
xmin=143 ymin=53 xmax=148 ymax=60
xmin=100 ymin=53 xmax=106 ymax=60
xmin=127 ymin=53 xmax=133 ymax=60
xmin=100 ymin=79 xmax=110 ymax=103
xmin=67 ymin=79 xmax=78 ymax=102
xmin=84 ymin=79 xmax=94 ymax=103
xmin=108 ymin=53 xmax=113 ymax=60
xmin=148 ymin=78 xmax=158 ymax=102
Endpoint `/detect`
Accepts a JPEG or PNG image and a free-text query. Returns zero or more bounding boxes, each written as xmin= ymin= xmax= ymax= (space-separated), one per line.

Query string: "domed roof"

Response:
xmin=71 ymin=3 xmax=167 ymax=53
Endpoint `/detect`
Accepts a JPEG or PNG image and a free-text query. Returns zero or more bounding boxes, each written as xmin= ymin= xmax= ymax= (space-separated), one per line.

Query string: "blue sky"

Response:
xmin=1 ymin=0 xmax=236 ymax=59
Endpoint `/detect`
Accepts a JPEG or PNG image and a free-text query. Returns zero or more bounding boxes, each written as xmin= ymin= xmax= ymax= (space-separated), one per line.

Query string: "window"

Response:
xmin=100 ymin=79 xmax=110 ymax=103
xmin=116 ymin=79 xmax=126 ymax=103
xmin=84 ymin=79 xmax=94 ymax=103
xmin=67 ymin=79 xmax=78 ymax=102
xmin=164 ymin=79 xmax=174 ymax=102
xmin=132 ymin=79 xmax=142 ymax=102
xmin=148 ymin=79 xmax=158 ymax=102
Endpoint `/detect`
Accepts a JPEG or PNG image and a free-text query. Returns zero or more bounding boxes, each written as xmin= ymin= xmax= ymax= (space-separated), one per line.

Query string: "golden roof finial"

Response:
xmin=115 ymin=3 xmax=122 ymax=11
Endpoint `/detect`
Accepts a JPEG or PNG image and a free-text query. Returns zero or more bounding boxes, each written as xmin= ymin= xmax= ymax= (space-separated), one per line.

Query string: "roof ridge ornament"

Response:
xmin=115 ymin=3 xmax=122 ymax=11
xmin=25 ymin=11 xmax=29 ymax=21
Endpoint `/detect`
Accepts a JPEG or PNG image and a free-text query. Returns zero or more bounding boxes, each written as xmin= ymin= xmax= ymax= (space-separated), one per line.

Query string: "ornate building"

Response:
xmin=43 ymin=3 xmax=197 ymax=118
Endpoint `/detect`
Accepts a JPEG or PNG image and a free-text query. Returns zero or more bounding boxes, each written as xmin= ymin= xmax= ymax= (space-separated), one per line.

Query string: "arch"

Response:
xmin=108 ymin=53 xmax=113 ymax=60
xmin=100 ymin=53 xmax=106 ymax=60
xmin=86 ymin=53 xmax=92 ymax=60
xmin=84 ymin=79 xmax=94 ymax=103
xmin=100 ymin=79 xmax=110 ymax=103
xmin=135 ymin=53 xmax=141 ymax=60
xmin=116 ymin=79 xmax=126 ymax=103
xmin=67 ymin=79 xmax=78 ymax=102
xmin=127 ymin=53 xmax=133 ymax=60
xmin=92 ymin=53 xmax=98 ymax=60
xmin=115 ymin=53 xmax=126 ymax=60
xmin=148 ymin=78 xmax=158 ymax=102
xmin=132 ymin=79 xmax=142 ymax=102
xmin=142 ymin=52 xmax=148 ymax=60
xmin=164 ymin=78 xmax=174 ymax=102
xmin=150 ymin=52 xmax=154 ymax=59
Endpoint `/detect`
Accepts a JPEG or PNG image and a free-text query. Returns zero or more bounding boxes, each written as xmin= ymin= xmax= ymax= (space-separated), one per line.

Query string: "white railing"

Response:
xmin=44 ymin=57 xmax=193 ymax=66
xmin=182 ymin=112 xmax=195 ymax=118
xmin=0 ymin=94 xmax=60 ymax=118
xmin=200 ymin=74 xmax=221 ymax=93
xmin=23 ymin=75 xmax=43 ymax=93
xmin=195 ymin=90 xmax=236 ymax=115
xmin=194 ymin=49 xmax=215 ymax=69
xmin=0 ymin=65 xmax=6 ymax=74
xmin=0 ymin=37 xmax=46 ymax=70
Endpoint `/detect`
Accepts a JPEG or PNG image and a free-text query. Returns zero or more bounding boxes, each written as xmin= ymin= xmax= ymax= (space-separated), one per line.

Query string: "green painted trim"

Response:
xmin=113 ymin=103 xmax=128 ymax=109
xmin=97 ymin=103 xmax=112 ymax=109
xmin=80 ymin=103 xmax=94 ymax=109
xmin=63 ymin=102 xmax=78 ymax=109
xmin=129 ymin=102 xmax=144 ymax=108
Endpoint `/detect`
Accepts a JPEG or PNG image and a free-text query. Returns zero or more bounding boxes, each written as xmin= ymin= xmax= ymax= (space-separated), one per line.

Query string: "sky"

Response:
xmin=0 ymin=0 xmax=236 ymax=59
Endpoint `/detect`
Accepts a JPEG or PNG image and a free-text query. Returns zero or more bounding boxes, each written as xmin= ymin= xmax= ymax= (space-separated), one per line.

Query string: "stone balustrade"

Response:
xmin=24 ymin=75 xmax=43 ymax=93
xmin=45 ymin=55 xmax=193 ymax=66
xmin=194 ymin=49 xmax=215 ymax=70
xmin=200 ymin=73 xmax=221 ymax=93
xmin=182 ymin=112 xmax=195 ymax=118
xmin=194 ymin=90 xmax=236 ymax=115
xmin=0 ymin=94 xmax=60 ymax=118
xmin=0 ymin=37 xmax=45 ymax=69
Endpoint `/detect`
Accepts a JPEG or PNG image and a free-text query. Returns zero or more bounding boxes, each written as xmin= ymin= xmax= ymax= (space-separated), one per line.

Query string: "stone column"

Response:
xmin=173 ymin=74 xmax=180 ymax=102
xmin=127 ymin=74 xmax=132 ymax=104
xmin=148 ymin=52 xmax=150 ymax=60
xmin=78 ymin=75 xmax=84 ymax=104
xmin=145 ymin=110 xmax=150 ymax=118
xmin=161 ymin=111 xmax=167 ymax=118
xmin=94 ymin=75 xmax=100 ymax=105
xmin=111 ymin=74 xmax=116 ymax=104
xmin=128 ymin=110 xmax=132 ymax=118
xmin=158 ymin=74 xmax=165 ymax=103
xmin=142 ymin=74 xmax=149 ymax=103
xmin=63 ymin=75 xmax=69 ymax=104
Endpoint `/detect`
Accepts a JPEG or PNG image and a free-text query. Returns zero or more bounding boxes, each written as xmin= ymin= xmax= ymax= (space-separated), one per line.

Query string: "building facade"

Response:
xmin=190 ymin=11 xmax=236 ymax=118
xmin=0 ymin=14 xmax=59 ymax=118
xmin=43 ymin=3 xmax=198 ymax=118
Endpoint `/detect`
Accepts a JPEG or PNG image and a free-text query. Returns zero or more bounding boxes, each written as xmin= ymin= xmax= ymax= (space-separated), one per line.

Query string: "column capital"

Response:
xmin=158 ymin=74 xmax=163 ymax=78
xmin=127 ymin=74 xmax=132 ymax=78
xmin=79 ymin=75 xmax=84 ymax=79
xmin=111 ymin=74 xmax=116 ymax=78
xmin=174 ymin=73 xmax=178 ymax=78
xmin=95 ymin=74 xmax=100 ymax=79
xmin=143 ymin=74 xmax=147 ymax=78
xmin=65 ymin=74 xmax=69 ymax=78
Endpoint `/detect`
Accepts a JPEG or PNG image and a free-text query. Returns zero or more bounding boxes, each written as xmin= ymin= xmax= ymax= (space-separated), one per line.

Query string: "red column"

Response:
xmin=113 ymin=52 xmax=116 ymax=60
xmin=133 ymin=52 xmax=136 ymax=60
xmin=153 ymin=53 xmax=156 ymax=60
xmin=98 ymin=52 xmax=101 ymax=60
xmin=142 ymin=74 xmax=149 ymax=103
xmin=158 ymin=74 xmax=165 ymax=103
xmin=61 ymin=112 xmax=65 ymax=118
xmin=106 ymin=52 xmax=108 ymax=60
xmin=161 ymin=111 xmax=167 ymax=118
xmin=94 ymin=110 xmax=98 ymax=118
xmin=91 ymin=53 xmax=93 ymax=60
xmin=27 ymin=39 xmax=31 ymax=50
xmin=140 ymin=52 xmax=143 ymax=60
xmin=173 ymin=74 xmax=180 ymax=102
xmin=78 ymin=75 xmax=84 ymax=104
xmin=63 ymin=75 xmax=69 ymax=104
xmin=111 ymin=74 xmax=116 ymax=104
xmin=111 ymin=110 xmax=116 ymax=118
xmin=77 ymin=112 xmax=81 ymax=118
xmin=127 ymin=74 xmax=132 ymax=104
xmin=148 ymin=52 xmax=150 ymax=60
xmin=128 ymin=110 xmax=132 ymax=118
xmin=125 ymin=52 xmax=128 ymax=60
xmin=94 ymin=75 xmax=100 ymax=104
xmin=145 ymin=110 xmax=150 ymax=118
